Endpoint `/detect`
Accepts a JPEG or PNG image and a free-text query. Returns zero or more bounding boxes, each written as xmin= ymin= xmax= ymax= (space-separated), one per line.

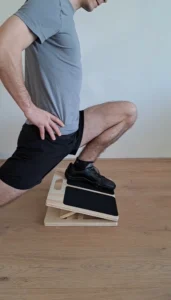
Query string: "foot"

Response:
xmin=65 ymin=162 xmax=116 ymax=192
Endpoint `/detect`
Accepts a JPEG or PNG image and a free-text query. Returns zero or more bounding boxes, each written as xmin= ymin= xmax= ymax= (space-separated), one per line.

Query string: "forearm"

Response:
xmin=0 ymin=48 xmax=34 ymax=115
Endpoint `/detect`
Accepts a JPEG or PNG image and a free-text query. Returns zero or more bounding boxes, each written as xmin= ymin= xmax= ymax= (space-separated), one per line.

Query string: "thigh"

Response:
xmin=80 ymin=101 xmax=129 ymax=147
xmin=0 ymin=124 xmax=73 ymax=190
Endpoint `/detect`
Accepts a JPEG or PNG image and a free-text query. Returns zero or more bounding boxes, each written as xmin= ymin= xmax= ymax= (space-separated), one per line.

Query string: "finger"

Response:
xmin=45 ymin=125 xmax=56 ymax=141
xmin=39 ymin=126 xmax=45 ymax=140
xmin=51 ymin=115 xmax=65 ymax=127
xmin=49 ymin=121 xmax=62 ymax=137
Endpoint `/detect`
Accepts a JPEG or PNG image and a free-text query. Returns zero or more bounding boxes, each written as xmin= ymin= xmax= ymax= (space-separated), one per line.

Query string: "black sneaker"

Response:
xmin=65 ymin=162 xmax=116 ymax=193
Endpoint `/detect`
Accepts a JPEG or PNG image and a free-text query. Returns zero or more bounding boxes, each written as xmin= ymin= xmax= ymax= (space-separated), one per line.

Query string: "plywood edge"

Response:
xmin=44 ymin=207 xmax=118 ymax=227
xmin=46 ymin=200 xmax=119 ymax=222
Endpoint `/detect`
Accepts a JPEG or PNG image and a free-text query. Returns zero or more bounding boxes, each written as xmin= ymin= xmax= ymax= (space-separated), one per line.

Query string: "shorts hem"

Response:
xmin=0 ymin=175 xmax=41 ymax=190
xmin=70 ymin=110 xmax=84 ymax=155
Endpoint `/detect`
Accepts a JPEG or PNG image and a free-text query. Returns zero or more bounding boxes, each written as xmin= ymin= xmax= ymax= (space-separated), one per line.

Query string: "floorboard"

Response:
xmin=0 ymin=159 xmax=171 ymax=300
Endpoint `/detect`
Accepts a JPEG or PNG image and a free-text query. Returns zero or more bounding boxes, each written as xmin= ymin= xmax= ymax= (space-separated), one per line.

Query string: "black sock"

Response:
xmin=73 ymin=157 xmax=94 ymax=171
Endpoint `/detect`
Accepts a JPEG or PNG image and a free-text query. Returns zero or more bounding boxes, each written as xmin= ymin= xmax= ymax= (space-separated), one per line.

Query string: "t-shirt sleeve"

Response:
xmin=14 ymin=0 xmax=62 ymax=44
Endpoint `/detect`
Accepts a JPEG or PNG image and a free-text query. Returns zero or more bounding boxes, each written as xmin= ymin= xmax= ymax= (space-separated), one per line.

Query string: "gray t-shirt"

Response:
xmin=14 ymin=0 xmax=82 ymax=135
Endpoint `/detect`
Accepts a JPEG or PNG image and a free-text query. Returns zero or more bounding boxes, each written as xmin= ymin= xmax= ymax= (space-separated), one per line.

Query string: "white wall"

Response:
xmin=0 ymin=0 xmax=171 ymax=159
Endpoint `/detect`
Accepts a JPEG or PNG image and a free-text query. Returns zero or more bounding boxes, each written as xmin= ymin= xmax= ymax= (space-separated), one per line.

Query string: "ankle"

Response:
xmin=73 ymin=157 xmax=94 ymax=171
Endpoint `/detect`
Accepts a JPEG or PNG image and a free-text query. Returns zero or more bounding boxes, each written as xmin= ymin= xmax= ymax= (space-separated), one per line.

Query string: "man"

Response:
xmin=0 ymin=0 xmax=137 ymax=206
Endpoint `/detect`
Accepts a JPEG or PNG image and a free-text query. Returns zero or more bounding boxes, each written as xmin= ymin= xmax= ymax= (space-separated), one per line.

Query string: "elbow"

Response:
xmin=0 ymin=38 xmax=10 ymax=71
xmin=0 ymin=45 xmax=6 ymax=72
xmin=0 ymin=60 xmax=3 ymax=75
xmin=0 ymin=45 xmax=12 ymax=73
xmin=0 ymin=42 xmax=21 ymax=72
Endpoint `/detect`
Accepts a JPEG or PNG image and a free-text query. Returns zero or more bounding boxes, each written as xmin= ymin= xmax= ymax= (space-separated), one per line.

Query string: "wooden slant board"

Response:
xmin=44 ymin=168 xmax=119 ymax=226
xmin=44 ymin=207 xmax=118 ymax=227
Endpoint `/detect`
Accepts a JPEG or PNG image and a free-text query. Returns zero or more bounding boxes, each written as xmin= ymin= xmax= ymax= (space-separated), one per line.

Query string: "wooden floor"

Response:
xmin=0 ymin=159 xmax=171 ymax=300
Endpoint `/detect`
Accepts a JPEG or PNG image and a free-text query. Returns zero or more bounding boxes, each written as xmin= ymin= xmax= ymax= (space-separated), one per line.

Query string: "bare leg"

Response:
xmin=79 ymin=101 xmax=137 ymax=161
xmin=0 ymin=180 xmax=28 ymax=207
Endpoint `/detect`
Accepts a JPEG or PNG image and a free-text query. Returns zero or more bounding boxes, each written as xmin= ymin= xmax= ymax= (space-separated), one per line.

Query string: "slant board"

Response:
xmin=44 ymin=207 xmax=118 ymax=227
xmin=44 ymin=168 xmax=119 ymax=226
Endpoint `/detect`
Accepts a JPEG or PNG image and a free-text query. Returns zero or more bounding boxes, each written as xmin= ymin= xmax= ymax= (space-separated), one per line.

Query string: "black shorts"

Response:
xmin=0 ymin=110 xmax=84 ymax=190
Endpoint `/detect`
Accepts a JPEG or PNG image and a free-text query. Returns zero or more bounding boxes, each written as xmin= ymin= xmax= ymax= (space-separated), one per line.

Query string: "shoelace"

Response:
xmin=89 ymin=164 xmax=106 ymax=180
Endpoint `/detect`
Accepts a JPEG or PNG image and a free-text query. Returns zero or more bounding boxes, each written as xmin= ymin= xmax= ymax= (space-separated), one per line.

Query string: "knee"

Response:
xmin=125 ymin=101 xmax=138 ymax=126
xmin=0 ymin=180 xmax=26 ymax=207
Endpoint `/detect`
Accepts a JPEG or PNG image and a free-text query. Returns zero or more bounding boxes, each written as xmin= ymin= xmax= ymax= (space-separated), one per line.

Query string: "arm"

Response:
xmin=0 ymin=16 xmax=64 ymax=140
xmin=0 ymin=16 xmax=35 ymax=113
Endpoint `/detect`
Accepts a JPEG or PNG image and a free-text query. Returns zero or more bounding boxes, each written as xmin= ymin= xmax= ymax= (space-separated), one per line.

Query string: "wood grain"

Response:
xmin=46 ymin=172 xmax=118 ymax=222
xmin=0 ymin=158 xmax=171 ymax=300
xmin=44 ymin=207 xmax=118 ymax=226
